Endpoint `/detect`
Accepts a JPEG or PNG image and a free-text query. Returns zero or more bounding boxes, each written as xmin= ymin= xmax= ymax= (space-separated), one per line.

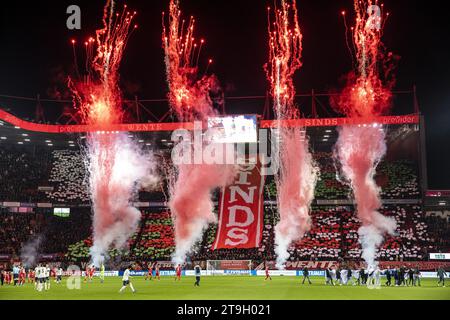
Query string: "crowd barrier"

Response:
xmin=100 ymin=270 xmax=439 ymax=278
xmin=36 ymin=270 xmax=442 ymax=278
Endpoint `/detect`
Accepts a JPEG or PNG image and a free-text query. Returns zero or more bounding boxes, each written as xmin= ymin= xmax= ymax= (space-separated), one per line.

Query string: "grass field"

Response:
xmin=1 ymin=276 xmax=449 ymax=300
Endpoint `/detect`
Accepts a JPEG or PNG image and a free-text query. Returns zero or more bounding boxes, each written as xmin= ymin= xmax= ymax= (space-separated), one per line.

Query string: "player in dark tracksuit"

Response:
xmin=360 ymin=267 xmax=367 ymax=285
xmin=325 ymin=268 xmax=334 ymax=286
xmin=437 ymin=267 xmax=447 ymax=287
xmin=194 ymin=265 xmax=201 ymax=287
xmin=393 ymin=268 xmax=399 ymax=286
xmin=302 ymin=267 xmax=312 ymax=285
xmin=399 ymin=267 xmax=406 ymax=286
xmin=408 ymin=269 xmax=414 ymax=286
xmin=414 ymin=267 xmax=421 ymax=287
xmin=385 ymin=267 xmax=392 ymax=286
xmin=336 ymin=268 xmax=341 ymax=285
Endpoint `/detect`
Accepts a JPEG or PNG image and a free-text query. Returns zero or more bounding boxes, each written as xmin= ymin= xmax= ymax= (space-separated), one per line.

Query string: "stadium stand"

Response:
xmin=0 ymin=144 xmax=445 ymax=265
xmin=39 ymin=208 xmax=91 ymax=255
xmin=0 ymin=209 xmax=40 ymax=255
xmin=0 ymin=147 xmax=51 ymax=202
xmin=132 ymin=210 xmax=175 ymax=260
xmin=44 ymin=150 xmax=90 ymax=203
xmin=425 ymin=215 xmax=450 ymax=252
xmin=0 ymin=203 xmax=446 ymax=264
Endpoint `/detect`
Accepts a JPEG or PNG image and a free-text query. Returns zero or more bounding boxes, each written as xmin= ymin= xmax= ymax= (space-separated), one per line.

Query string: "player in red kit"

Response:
xmin=90 ymin=266 xmax=95 ymax=280
xmin=175 ymin=264 xmax=182 ymax=281
xmin=84 ymin=265 xmax=93 ymax=283
xmin=265 ymin=265 xmax=272 ymax=281
xmin=28 ymin=269 xmax=35 ymax=284
xmin=145 ymin=263 xmax=153 ymax=281
xmin=19 ymin=267 xmax=26 ymax=286
xmin=51 ymin=267 xmax=57 ymax=282
xmin=155 ymin=265 xmax=160 ymax=281
xmin=5 ymin=271 xmax=11 ymax=285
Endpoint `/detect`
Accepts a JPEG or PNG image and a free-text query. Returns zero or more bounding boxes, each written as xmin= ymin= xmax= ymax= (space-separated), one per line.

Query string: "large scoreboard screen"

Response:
xmin=207 ymin=115 xmax=258 ymax=143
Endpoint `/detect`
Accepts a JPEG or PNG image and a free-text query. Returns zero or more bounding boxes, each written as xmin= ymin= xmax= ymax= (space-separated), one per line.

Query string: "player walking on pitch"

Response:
xmin=175 ymin=264 xmax=182 ymax=281
xmin=34 ymin=265 xmax=40 ymax=290
xmin=145 ymin=263 xmax=153 ymax=281
xmin=19 ymin=266 xmax=26 ymax=286
xmin=384 ymin=267 xmax=392 ymax=286
xmin=56 ymin=267 xmax=63 ymax=284
xmin=194 ymin=264 xmax=201 ymax=287
xmin=413 ymin=266 xmax=421 ymax=287
xmin=155 ymin=264 xmax=160 ymax=281
xmin=119 ymin=266 xmax=136 ymax=293
xmin=437 ymin=267 xmax=447 ymax=287
xmin=265 ymin=265 xmax=272 ymax=281
xmin=302 ymin=267 xmax=312 ymax=285
xmin=325 ymin=268 xmax=334 ymax=286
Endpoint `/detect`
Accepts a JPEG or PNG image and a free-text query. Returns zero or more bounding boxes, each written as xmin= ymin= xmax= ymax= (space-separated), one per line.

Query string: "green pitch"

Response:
xmin=1 ymin=276 xmax=449 ymax=300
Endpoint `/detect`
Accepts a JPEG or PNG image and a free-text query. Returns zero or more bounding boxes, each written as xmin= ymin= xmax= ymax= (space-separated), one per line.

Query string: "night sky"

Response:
xmin=0 ymin=0 xmax=449 ymax=188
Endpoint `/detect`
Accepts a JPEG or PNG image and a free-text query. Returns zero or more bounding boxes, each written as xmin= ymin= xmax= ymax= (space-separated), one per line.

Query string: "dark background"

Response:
xmin=0 ymin=0 xmax=449 ymax=188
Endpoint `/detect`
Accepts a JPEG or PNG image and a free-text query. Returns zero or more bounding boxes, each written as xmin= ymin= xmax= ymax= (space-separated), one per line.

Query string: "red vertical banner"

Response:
xmin=212 ymin=160 xmax=265 ymax=250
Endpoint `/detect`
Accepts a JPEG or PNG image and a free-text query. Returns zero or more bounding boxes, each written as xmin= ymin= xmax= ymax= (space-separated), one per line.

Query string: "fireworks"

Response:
xmin=265 ymin=0 xmax=318 ymax=269
xmin=162 ymin=0 xmax=220 ymax=121
xmin=163 ymin=0 xmax=235 ymax=265
xmin=335 ymin=0 xmax=396 ymax=118
xmin=265 ymin=0 xmax=302 ymax=120
xmin=334 ymin=0 xmax=397 ymax=269
xmin=70 ymin=0 xmax=157 ymax=267
xmin=71 ymin=1 xmax=137 ymax=126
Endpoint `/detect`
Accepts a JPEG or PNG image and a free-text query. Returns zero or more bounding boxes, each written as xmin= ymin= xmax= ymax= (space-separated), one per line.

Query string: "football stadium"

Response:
xmin=0 ymin=0 xmax=449 ymax=304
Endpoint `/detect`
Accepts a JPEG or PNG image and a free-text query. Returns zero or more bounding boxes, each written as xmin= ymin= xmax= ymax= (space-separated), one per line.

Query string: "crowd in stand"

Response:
xmin=290 ymin=208 xmax=343 ymax=260
xmin=0 ymin=210 xmax=40 ymax=255
xmin=0 ymin=208 xmax=91 ymax=258
xmin=132 ymin=211 xmax=175 ymax=260
xmin=0 ymin=147 xmax=51 ymax=202
xmin=312 ymin=153 xmax=421 ymax=200
xmin=378 ymin=161 xmax=421 ymax=199
xmin=39 ymin=209 xmax=91 ymax=254
xmin=425 ymin=215 xmax=450 ymax=252
xmin=45 ymin=150 xmax=89 ymax=203
xmin=0 ymin=147 xmax=422 ymax=205
xmin=0 ymin=204 xmax=447 ymax=264
xmin=342 ymin=205 xmax=433 ymax=261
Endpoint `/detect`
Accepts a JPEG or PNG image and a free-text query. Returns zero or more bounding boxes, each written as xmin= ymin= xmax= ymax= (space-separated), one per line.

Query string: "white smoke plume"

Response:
xmin=86 ymin=133 xmax=159 ymax=267
xmin=335 ymin=126 xmax=397 ymax=268
xmin=20 ymin=235 xmax=43 ymax=268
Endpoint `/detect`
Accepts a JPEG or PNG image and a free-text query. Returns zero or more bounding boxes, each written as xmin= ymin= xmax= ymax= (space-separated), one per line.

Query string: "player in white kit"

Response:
xmin=367 ymin=265 xmax=381 ymax=289
xmin=119 ymin=266 xmax=136 ymax=293
xmin=340 ymin=269 xmax=348 ymax=285
xmin=351 ymin=269 xmax=360 ymax=286
xmin=34 ymin=265 xmax=39 ymax=290
xmin=56 ymin=267 xmax=63 ymax=284
xmin=37 ymin=265 xmax=45 ymax=292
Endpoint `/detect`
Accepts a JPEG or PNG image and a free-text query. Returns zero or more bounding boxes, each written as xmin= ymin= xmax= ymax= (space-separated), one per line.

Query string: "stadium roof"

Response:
xmin=0 ymin=118 xmax=340 ymax=150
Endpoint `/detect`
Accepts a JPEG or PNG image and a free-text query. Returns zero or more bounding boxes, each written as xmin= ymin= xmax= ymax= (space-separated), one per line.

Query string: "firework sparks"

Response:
xmin=163 ymin=0 xmax=235 ymax=265
xmin=336 ymin=1 xmax=395 ymax=118
xmin=163 ymin=0 xmax=221 ymax=121
xmin=70 ymin=0 xmax=157 ymax=267
xmin=334 ymin=0 xmax=397 ymax=270
xmin=265 ymin=0 xmax=318 ymax=270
